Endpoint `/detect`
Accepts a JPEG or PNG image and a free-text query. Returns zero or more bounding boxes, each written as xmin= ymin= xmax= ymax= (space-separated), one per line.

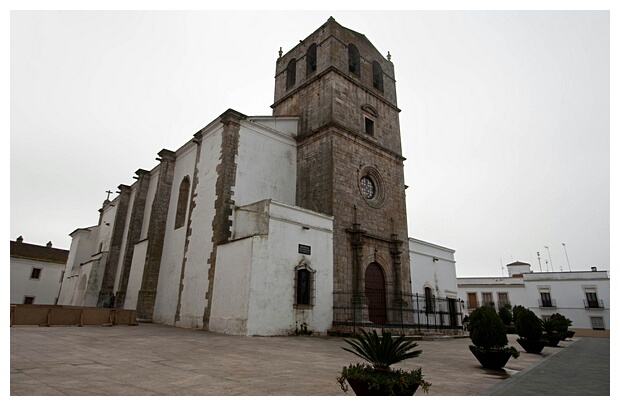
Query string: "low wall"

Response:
xmin=10 ymin=304 xmax=138 ymax=327
xmin=572 ymin=328 xmax=610 ymax=338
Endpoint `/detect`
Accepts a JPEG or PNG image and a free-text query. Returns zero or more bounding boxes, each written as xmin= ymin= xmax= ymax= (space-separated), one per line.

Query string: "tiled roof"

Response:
xmin=10 ymin=240 xmax=69 ymax=264
xmin=506 ymin=261 xmax=530 ymax=266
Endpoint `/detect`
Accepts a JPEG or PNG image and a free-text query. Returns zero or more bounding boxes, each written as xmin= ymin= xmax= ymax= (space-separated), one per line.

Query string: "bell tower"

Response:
xmin=272 ymin=17 xmax=412 ymax=327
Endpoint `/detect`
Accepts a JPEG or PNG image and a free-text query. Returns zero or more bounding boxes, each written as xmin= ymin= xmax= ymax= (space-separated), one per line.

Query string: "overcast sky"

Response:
xmin=8 ymin=7 xmax=612 ymax=277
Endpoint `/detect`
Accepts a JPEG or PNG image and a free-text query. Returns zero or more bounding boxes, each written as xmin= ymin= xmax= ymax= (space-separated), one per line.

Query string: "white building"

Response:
xmin=10 ymin=236 xmax=69 ymax=305
xmin=457 ymin=261 xmax=610 ymax=332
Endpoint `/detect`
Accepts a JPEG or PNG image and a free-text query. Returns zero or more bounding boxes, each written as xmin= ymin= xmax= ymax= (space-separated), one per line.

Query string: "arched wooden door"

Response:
xmin=365 ymin=262 xmax=387 ymax=325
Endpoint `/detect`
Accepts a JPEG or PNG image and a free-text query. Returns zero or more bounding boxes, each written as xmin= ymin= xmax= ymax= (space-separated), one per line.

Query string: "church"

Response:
xmin=57 ymin=17 xmax=461 ymax=336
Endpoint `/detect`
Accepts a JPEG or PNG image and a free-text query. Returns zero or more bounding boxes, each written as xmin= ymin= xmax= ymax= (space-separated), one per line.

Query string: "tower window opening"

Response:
xmin=364 ymin=117 xmax=374 ymax=136
xmin=372 ymin=61 xmax=383 ymax=91
xmin=306 ymin=43 xmax=317 ymax=75
xmin=348 ymin=44 xmax=360 ymax=76
xmin=286 ymin=58 xmax=297 ymax=89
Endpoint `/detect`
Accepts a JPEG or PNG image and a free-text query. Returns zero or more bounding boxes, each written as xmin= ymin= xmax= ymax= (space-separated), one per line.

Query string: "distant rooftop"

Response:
xmin=10 ymin=236 xmax=69 ymax=264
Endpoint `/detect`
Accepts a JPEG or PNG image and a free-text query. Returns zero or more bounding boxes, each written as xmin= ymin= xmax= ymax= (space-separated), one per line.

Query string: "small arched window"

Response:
xmin=286 ymin=58 xmax=297 ymax=89
xmin=372 ymin=61 xmax=383 ymax=91
xmin=175 ymin=177 xmax=190 ymax=229
xmin=348 ymin=44 xmax=360 ymax=76
xmin=306 ymin=43 xmax=317 ymax=75
xmin=425 ymin=286 xmax=435 ymax=314
xmin=296 ymin=268 xmax=310 ymax=305
xmin=294 ymin=262 xmax=314 ymax=307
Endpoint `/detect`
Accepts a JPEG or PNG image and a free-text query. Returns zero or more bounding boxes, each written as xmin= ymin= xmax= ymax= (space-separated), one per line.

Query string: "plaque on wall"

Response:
xmin=298 ymin=244 xmax=311 ymax=255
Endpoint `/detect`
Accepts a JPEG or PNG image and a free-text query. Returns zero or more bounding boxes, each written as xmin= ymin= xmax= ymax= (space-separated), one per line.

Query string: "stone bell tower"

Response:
xmin=272 ymin=17 xmax=412 ymax=327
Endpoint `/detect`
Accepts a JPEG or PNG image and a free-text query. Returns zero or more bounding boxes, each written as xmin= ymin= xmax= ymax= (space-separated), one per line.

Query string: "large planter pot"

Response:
xmin=517 ymin=338 xmax=545 ymax=354
xmin=469 ymin=345 xmax=512 ymax=370
xmin=338 ymin=364 xmax=428 ymax=396
xmin=544 ymin=334 xmax=561 ymax=347
xmin=347 ymin=377 xmax=420 ymax=396
xmin=561 ymin=330 xmax=576 ymax=340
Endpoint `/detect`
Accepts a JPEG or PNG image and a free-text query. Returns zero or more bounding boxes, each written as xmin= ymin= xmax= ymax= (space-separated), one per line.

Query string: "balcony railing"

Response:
xmin=538 ymin=298 xmax=556 ymax=308
xmin=584 ymin=299 xmax=604 ymax=309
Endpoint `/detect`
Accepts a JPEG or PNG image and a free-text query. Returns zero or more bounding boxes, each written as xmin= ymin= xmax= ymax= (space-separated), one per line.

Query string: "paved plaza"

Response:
xmin=10 ymin=323 xmax=609 ymax=396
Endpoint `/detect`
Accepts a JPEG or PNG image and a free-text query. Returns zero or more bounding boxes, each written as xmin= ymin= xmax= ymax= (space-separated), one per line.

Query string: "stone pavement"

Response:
xmin=483 ymin=336 xmax=610 ymax=396
xmin=9 ymin=323 xmax=608 ymax=396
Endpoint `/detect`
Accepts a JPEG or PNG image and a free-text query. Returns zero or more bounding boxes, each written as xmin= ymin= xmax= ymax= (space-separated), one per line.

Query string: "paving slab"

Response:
xmin=9 ymin=323 xmax=602 ymax=396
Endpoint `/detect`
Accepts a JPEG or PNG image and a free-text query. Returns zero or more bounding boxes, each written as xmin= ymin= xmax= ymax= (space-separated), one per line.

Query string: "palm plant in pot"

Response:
xmin=468 ymin=306 xmax=519 ymax=370
xmin=336 ymin=329 xmax=431 ymax=396
xmin=550 ymin=313 xmax=574 ymax=340
xmin=541 ymin=317 xmax=562 ymax=347
xmin=514 ymin=308 xmax=545 ymax=354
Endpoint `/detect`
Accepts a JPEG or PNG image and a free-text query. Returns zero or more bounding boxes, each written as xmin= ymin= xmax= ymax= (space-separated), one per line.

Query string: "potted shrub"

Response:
xmin=336 ymin=329 xmax=431 ymax=396
xmin=550 ymin=313 xmax=574 ymax=340
xmin=499 ymin=304 xmax=515 ymax=334
xmin=514 ymin=308 xmax=545 ymax=353
xmin=468 ymin=306 xmax=519 ymax=370
xmin=512 ymin=305 xmax=526 ymax=324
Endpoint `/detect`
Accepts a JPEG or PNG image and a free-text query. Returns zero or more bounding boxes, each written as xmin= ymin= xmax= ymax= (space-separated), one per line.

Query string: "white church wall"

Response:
xmin=58 ymin=227 xmax=100 ymax=305
xmin=123 ymin=239 xmax=148 ymax=310
xmin=83 ymin=253 xmax=107 ymax=307
xmin=73 ymin=262 xmax=94 ymax=306
xmin=232 ymin=200 xmax=270 ymax=240
xmin=10 ymin=257 xmax=64 ymax=304
xmin=246 ymin=202 xmax=333 ymax=336
xmin=139 ymin=168 xmax=160 ymax=240
xmin=153 ymin=143 xmax=198 ymax=326
xmin=249 ymin=116 xmax=299 ymax=137
xmin=97 ymin=203 xmax=118 ymax=253
xmin=113 ymin=189 xmax=136 ymax=293
xmin=210 ymin=200 xmax=333 ymax=336
xmin=409 ymin=238 xmax=458 ymax=298
xmin=209 ymin=237 xmax=255 ymax=335
xmin=170 ymin=128 xmax=222 ymax=329
xmin=233 ymin=120 xmax=297 ymax=207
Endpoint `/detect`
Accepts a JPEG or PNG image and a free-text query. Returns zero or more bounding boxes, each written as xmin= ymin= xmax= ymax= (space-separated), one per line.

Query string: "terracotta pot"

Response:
xmin=469 ymin=345 xmax=512 ymax=370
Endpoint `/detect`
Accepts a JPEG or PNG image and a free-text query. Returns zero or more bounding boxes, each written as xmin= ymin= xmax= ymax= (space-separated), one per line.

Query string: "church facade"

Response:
xmin=57 ymin=18 xmax=462 ymax=335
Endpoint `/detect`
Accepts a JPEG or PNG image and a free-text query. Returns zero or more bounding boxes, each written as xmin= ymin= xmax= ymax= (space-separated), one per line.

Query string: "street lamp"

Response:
xmin=562 ymin=243 xmax=572 ymax=272
xmin=544 ymin=245 xmax=555 ymax=272
xmin=537 ymin=252 xmax=542 ymax=272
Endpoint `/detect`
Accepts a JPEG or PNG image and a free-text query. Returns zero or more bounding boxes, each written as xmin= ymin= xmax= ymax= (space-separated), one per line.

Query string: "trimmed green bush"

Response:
xmin=515 ymin=308 xmax=542 ymax=341
xmin=549 ymin=313 xmax=572 ymax=334
xmin=469 ymin=306 xmax=508 ymax=350
xmin=512 ymin=305 xmax=526 ymax=324
xmin=498 ymin=304 xmax=513 ymax=326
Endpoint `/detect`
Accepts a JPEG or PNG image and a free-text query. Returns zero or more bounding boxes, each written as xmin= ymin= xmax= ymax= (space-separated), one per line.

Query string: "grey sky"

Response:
xmin=9 ymin=9 xmax=611 ymax=277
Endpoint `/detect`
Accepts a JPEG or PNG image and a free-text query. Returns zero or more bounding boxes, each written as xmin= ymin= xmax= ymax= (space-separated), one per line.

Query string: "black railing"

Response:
xmin=332 ymin=291 xmax=464 ymax=335
xmin=584 ymin=299 xmax=604 ymax=309
xmin=538 ymin=299 xmax=556 ymax=308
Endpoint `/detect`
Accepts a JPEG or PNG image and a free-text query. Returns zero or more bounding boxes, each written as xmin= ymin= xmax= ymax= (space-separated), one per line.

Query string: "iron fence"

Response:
xmin=332 ymin=291 xmax=465 ymax=335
